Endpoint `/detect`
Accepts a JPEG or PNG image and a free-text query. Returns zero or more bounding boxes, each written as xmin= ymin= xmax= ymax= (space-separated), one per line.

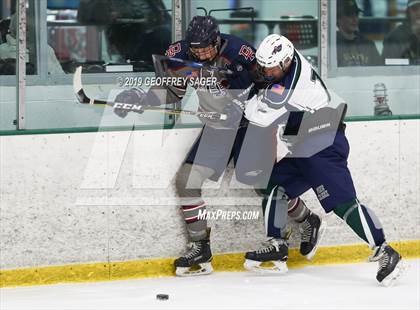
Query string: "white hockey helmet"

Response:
xmin=256 ymin=34 xmax=295 ymax=70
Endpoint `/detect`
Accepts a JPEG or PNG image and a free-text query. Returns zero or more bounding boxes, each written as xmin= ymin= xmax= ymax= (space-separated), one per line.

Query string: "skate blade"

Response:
xmin=380 ymin=259 xmax=407 ymax=287
xmin=244 ymin=259 xmax=288 ymax=274
xmin=305 ymin=219 xmax=327 ymax=261
xmin=175 ymin=262 xmax=213 ymax=277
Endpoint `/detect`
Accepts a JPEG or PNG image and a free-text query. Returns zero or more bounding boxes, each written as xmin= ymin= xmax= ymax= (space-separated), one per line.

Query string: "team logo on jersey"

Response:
xmin=193 ymin=69 xmax=227 ymax=97
xmin=316 ymin=185 xmax=330 ymax=201
xmin=239 ymin=45 xmax=255 ymax=61
xmin=272 ymin=44 xmax=283 ymax=55
xmin=165 ymin=43 xmax=181 ymax=57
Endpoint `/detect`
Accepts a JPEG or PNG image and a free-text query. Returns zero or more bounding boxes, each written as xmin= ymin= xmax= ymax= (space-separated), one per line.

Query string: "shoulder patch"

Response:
xmin=270 ymin=84 xmax=285 ymax=95
xmin=262 ymin=83 xmax=289 ymax=109
xmin=165 ymin=43 xmax=182 ymax=57
xmin=239 ymin=45 xmax=255 ymax=61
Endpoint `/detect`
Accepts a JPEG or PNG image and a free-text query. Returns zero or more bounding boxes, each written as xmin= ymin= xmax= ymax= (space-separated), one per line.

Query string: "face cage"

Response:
xmin=188 ymin=37 xmax=220 ymax=62
xmin=256 ymin=62 xmax=285 ymax=82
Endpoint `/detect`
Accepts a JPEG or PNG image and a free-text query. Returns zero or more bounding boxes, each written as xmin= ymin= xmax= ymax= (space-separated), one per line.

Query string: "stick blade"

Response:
xmin=73 ymin=66 xmax=83 ymax=94
xmin=73 ymin=66 xmax=92 ymax=104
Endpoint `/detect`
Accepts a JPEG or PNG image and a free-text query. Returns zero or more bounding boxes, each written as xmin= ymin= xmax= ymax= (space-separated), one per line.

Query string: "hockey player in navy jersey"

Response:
xmin=113 ymin=16 xmax=323 ymax=277
xmin=240 ymin=34 xmax=403 ymax=286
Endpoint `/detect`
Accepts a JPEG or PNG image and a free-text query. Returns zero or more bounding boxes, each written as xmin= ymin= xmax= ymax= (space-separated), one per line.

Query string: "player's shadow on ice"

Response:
xmin=289 ymin=263 xmax=382 ymax=286
xmin=241 ymin=263 xmax=386 ymax=287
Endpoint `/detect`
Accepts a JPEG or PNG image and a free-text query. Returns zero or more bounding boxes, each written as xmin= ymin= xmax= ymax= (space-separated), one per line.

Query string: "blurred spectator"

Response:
xmin=0 ymin=18 xmax=11 ymax=43
xmin=0 ymin=13 xmax=33 ymax=74
xmin=336 ymin=0 xmax=383 ymax=66
xmin=382 ymin=0 xmax=420 ymax=62
xmin=0 ymin=0 xmax=15 ymax=44
xmin=77 ymin=0 xmax=171 ymax=69
xmin=0 ymin=12 xmax=63 ymax=75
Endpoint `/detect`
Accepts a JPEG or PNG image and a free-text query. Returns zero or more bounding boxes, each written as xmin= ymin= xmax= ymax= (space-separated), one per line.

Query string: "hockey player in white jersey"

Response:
xmin=113 ymin=17 xmax=324 ymax=276
xmin=241 ymin=34 xmax=403 ymax=286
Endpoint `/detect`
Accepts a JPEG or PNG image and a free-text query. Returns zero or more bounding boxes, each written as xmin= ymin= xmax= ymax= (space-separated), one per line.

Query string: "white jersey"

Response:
xmin=245 ymin=51 xmax=330 ymax=127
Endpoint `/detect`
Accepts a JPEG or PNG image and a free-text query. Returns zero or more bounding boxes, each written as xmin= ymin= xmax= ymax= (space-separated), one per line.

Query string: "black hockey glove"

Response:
xmin=114 ymin=88 xmax=146 ymax=118
xmin=225 ymin=63 xmax=246 ymax=78
xmin=222 ymin=102 xmax=243 ymax=128
xmin=225 ymin=63 xmax=255 ymax=103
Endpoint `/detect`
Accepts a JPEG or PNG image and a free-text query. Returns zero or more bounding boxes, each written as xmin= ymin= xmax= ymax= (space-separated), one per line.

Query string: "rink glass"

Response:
xmin=0 ymin=0 xmax=418 ymax=133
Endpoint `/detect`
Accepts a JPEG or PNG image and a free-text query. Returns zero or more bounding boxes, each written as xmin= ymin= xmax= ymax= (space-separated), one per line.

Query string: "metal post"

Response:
xmin=172 ymin=0 xmax=183 ymax=42
xmin=171 ymin=0 xmax=184 ymax=123
xmin=319 ymin=0 xmax=329 ymax=81
xmin=16 ymin=0 xmax=26 ymax=129
xmin=182 ymin=0 xmax=191 ymax=36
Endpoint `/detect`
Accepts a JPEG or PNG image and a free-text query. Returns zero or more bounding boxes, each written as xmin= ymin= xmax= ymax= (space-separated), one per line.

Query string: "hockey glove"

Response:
xmin=113 ymin=88 xmax=146 ymax=118
xmin=226 ymin=62 xmax=245 ymax=75
xmin=225 ymin=62 xmax=255 ymax=101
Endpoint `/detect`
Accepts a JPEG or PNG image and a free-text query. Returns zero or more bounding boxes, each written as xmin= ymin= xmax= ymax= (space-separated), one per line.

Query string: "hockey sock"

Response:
xmin=181 ymin=201 xmax=207 ymax=241
xmin=288 ymin=197 xmax=310 ymax=223
xmin=333 ymin=199 xmax=385 ymax=248
xmin=176 ymin=164 xmax=214 ymax=241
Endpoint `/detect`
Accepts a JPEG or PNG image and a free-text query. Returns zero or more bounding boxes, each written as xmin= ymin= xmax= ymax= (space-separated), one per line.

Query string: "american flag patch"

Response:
xmin=186 ymin=70 xmax=199 ymax=78
xmin=271 ymin=84 xmax=285 ymax=95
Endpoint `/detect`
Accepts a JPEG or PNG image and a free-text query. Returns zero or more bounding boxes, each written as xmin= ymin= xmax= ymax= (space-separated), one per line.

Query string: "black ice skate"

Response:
xmin=299 ymin=211 xmax=326 ymax=260
xmin=174 ymin=230 xmax=212 ymax=277
xmin=244 ymin=238 xmax=288 ymax=274
xmin=369 ymin=242 xmax=404 ymax=286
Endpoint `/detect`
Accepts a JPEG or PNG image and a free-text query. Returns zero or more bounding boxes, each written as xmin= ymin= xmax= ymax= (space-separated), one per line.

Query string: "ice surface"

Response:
xmin=1 ymin=259 xmax=419 ymax=310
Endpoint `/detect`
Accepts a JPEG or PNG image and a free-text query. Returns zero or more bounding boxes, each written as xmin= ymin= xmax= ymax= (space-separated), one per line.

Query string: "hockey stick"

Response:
xmin=72 ymin=66 xmax=227 ymax=121
xmin=152 ymin=54 xmax=235 ymax=77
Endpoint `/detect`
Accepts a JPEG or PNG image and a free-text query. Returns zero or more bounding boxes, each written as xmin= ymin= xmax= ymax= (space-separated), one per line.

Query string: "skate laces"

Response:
xmin=377 ymin=251 xmax=390 ymax=272
xmin=368 ymin=242 xmax=386 ymax=262
xmin=368 ymin=247 xmax=382 ymax=262
xmin=184 ymin=241 xmax=202 ymax=259
xmin=368 ymin=243 xmax=389 ymax=272
xmin=300 ymin=219 xmax=312 ymax=243
xmin=256 ymin=238 xmax=284 ymax=254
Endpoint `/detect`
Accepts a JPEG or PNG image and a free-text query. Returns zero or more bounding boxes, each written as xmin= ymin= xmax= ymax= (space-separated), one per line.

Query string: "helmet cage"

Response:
xmin=186 ymin=15 xmax=221 ymax=62
xmin=255 ymin=55 xmax=292 ymax=82
xmin=188 ymin=36 xmax=221 ymax=62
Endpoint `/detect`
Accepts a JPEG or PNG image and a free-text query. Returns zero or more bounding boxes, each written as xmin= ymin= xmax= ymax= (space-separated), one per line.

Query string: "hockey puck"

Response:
xmin=156 ymin=294 xmax=169 ymax=301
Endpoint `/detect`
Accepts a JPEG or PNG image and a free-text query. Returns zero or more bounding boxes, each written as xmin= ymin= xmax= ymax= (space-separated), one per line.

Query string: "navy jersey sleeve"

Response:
xmin=163 ymin=40 xmax=190 ymax=69
xmin=164 ymin=41 xmax=189 ymax=58
xmin=221 ymin=35 xmax=256 ymax=71
xmin=221 ymin=34 xmax=256 ymax=71
xmin=220 ymin=34 xmax=257 ymax=93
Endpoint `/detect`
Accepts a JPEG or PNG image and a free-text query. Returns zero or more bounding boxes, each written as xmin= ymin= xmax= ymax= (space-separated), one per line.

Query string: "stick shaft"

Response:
xmin=73 ymin=67 xmax=227 ymax=121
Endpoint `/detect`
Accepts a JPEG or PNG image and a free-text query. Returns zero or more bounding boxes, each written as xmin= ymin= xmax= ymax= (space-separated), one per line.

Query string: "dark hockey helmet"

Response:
xmin=186 ymin=15 xmax=221 ymax=61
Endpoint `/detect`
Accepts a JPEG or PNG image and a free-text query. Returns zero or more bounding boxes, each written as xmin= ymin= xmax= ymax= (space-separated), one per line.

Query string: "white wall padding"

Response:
xmin=0 ymin=120 xmax=419 ymax=269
